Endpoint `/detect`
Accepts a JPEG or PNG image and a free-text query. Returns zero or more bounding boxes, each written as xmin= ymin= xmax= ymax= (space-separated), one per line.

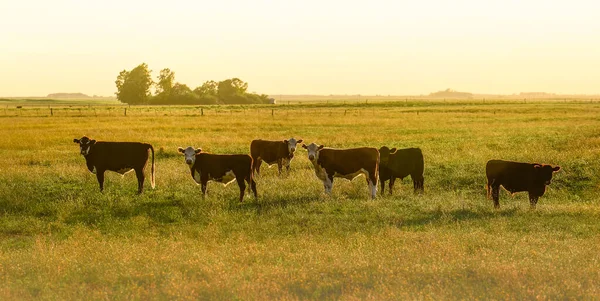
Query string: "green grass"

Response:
xmin=1 ymin=100 xmax=600 ymax=299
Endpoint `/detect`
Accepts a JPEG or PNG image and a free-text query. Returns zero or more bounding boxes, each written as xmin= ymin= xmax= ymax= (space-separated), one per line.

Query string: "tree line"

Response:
xmin=115 ymin=63 xmax=270 ymax=105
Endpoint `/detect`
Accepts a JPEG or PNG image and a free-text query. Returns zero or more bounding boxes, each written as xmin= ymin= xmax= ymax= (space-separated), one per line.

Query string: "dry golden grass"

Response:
xmin=1 ymin=100 xmax=599 ymax=299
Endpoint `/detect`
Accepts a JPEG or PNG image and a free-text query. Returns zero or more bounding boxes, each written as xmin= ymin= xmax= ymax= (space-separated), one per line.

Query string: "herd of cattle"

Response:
xmin=73 ymin=136 xmax=561 ymax=208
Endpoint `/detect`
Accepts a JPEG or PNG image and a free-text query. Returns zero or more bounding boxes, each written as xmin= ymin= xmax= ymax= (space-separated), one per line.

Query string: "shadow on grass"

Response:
xmin=399 ymin=207 xmax=520 ymax=229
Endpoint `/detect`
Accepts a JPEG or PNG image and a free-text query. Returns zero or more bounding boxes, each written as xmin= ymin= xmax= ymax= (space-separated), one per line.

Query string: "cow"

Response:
xmin=73 ymin=136 xmax=155 ymax=194
xmin=378 ymin=146 xmax=424 ymax=195
xmin=302 ymin=143 xmax=379 ymax=199
xmin=486 ymin=159 xmax=561 ymax=209
xmin=250 ymin=138 xmax=303 ymax=176
xmin=178 ymin=146 xmax=257 ymax=202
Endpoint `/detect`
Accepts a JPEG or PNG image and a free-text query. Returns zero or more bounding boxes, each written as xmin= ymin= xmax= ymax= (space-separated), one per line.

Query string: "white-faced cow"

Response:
xmin=73 ymin=136 xmax=155 ymax=194
xmin=486 ymin=159 xmax=561 ymax=209
xmin=302 ymin=143 xmax=379 ymax=199
xmin=250 ymin=138 xmax=303 ymax=176
xmin=378 ymin=146 xmax=424 ymax=195
xmin=178 ymin=146 xmax=257 ymax=202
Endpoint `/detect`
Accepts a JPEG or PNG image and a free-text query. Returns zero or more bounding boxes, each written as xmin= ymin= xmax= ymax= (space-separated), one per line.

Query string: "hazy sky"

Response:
xmin=1 ymin=0 xmax=599 ymax=96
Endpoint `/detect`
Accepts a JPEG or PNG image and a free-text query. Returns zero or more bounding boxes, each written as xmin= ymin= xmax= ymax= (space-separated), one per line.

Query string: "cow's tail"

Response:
xmin=150 ymin=145 xmax=155 ymax=189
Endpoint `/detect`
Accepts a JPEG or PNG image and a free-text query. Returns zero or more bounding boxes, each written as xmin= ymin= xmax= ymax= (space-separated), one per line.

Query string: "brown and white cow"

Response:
xmin=73 ymin=136 xmax=155 ymax=194
xmin=302 ymin=143 xmax=379 ymax=199
xmin=178 ymin=146 xmax=257 ymax=202
xmin=378 ymin=146 xmax=424 ymax=195
xmin=486 ymin=159 xmax=561 ymax=209
xmin=250 ymin=138 xmax=303 ymax=175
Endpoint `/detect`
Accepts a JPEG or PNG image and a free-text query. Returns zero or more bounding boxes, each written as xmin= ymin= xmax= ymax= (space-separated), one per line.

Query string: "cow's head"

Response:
xmin=178 ymin=146 xmax=202 ymax=166
xmin=284 ymin=138 xmax=303 ymax=155
xmin=302 ymin=143 xmax=324 ymax=162
xmin=535 ymin=164 xmax=561 ymax=185
xmin=378 ymin=146 xmax=397 ymax=166
xmin=73 ymin=136 xmax=96 ymax=156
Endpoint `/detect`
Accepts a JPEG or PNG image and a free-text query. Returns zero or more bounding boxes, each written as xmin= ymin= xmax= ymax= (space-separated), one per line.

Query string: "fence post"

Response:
xmin=124 ymin=108 xmax=127 ymax=116
xmin=201 ymin=108 xmax=204 ymax=116
xmin=271 ymin=109 xmax=274 ymax=117
xmin=50 ymin=108 xmax=53 ymax=116
xmin=344 ymin=110 xmax=347 ymax=116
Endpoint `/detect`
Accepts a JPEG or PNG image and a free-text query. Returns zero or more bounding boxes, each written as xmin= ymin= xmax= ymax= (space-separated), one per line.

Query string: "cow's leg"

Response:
xmin=491 ymin=185 xmax=500 ymax=209
xmin=528 ymin=192 xmax=539 ymax=209
xmin=417 ymin=176 xmax=424 ymax=193
xmin=201 ymin=181 xmax=208 ymax=200
xmin=412 ymin=174 xmax=424 ymax=193
xmin=380 ymin=179 xmax=386 ymax=195
xmin=253 ymin=159 xmax=262 ymax=176
xmin=246 ymin=176 xmax=258 ymax=199
xmin=389 ymin=177 xmax=396 ymax=195
xmin=367 ymin=178 xmax=376 ymax=199
xmin=277 ymin=159 xmax=283 ymax=176
xmin=135 ymin=168 xmax=145 ymax=194
xmin=236 ymin=177 xmax=246 ymax=202
xmin=323 ymin=174 xmax=334 ymax=195
xmin=96 ymin=170 xmax=105 ymax=192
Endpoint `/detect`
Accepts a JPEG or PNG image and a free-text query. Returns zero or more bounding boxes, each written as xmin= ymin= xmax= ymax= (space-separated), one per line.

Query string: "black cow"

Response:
xmin=73 ymin=136 xmax=155 ymax=193
xmin=486 ymin=159 xmax=561 ymax=208
xmin=178 ymin=146 xmax=257 ymax=202
xmin=378 ymin=146 xmax=424 ymax=195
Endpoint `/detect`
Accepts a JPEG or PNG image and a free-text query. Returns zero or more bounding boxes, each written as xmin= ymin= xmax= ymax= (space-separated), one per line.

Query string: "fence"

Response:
xmin=1 ymin=98 xmax=598 ymax=118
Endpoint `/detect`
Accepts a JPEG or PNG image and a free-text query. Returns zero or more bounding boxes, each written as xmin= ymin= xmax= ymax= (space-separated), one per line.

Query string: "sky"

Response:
xmin=1 ymin=0 xmax=599 ymax=96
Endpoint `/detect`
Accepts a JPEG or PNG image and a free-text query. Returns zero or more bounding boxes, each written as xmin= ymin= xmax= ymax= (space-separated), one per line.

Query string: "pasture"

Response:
xmin=1 ymin=100 xmax=600 ymax=299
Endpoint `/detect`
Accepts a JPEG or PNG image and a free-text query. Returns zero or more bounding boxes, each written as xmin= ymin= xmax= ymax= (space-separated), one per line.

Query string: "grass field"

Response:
xmin=1 ymin=100 xmax=600 ymax=299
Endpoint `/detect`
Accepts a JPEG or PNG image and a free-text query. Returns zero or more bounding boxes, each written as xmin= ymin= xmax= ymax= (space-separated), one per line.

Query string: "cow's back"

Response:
xmin=250 ymin=140 xmax=285 ymax=162
xmin=486 ymin=160 xmax=536 ymax=192
xmin=389 ymin=148 xmax=424 ymax=178
xmin=197 ymin=153 xmax=252 ymax=173
xmin=89 ymin=142 xmax=151 ymax=169
xmin=319 ymin=147 xmax=379 ymax=174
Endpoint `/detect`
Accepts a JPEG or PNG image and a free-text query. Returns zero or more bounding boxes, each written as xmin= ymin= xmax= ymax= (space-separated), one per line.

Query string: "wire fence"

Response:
xmin=1 ymin=98 xmax=599 ymax=118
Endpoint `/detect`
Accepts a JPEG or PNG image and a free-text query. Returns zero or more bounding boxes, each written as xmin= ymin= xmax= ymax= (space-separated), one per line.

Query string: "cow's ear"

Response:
xmin=283 ymin=140 xmax=288 ymax=144
xmin=177 ymin=147 xmax=184 ymax=153
xmin=195 ymin=148 xmax=202 ymax=153
xmin=318 ymin=145 xmax=324 ymax=150
xmin=73 ymin=139 xmax=80 ymax=143
xmin=391 ymin=148 xmax=397 ymax=153
xmin=553 ymin=166 xmax=561 ymax=172
xmin=534 ymin=164 xmax=542 ymax=169
xmin=297 ymin=139 xmax=303 ymax=143
xmin=89 ymin=140 xmax=96 ymax=145
xmin=302 ymin=144 xmax=307 ymax=149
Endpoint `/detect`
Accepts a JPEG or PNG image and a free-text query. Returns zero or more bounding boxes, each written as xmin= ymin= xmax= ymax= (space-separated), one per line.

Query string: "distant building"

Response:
xmin=428 ymin=88 xmax=473 ymax=99
xmin=269 ymin=98 xmax=276 ymax=104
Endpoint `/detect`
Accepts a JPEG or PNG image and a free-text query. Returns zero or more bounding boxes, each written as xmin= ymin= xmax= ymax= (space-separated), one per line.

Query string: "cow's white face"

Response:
xmin=302 ymin=143 xmax=324 ymax=162
xmin=285 ymin=138 xmax=303 ymax=155
xmin=73 ymin=136 xmax=96 ymax=156
xmin=178 ymin=146 xmax=202 ymax=166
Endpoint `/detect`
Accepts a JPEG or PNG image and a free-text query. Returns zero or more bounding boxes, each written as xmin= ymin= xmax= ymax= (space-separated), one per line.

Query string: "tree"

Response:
xmin=155 ymin=68 xmax=175 ymax=96
xmin=217 ymin=78 xmax=249 ymax=102
xmin=193 ymin=80 xmax=218 ymax=97
xmin=172 ymin=83 xmax=192 ymax=95
xmin=115 ymin=63 xmax=153 ymax=105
